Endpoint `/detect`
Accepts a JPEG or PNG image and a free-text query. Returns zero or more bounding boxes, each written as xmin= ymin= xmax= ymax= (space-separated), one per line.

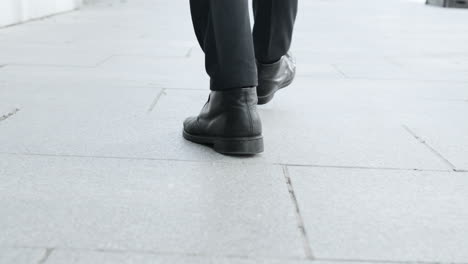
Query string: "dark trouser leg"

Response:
xmin=190 ymin=0 xmax=257 ymax=91
xmin=253 ymin=0 xmax=298 ymax=64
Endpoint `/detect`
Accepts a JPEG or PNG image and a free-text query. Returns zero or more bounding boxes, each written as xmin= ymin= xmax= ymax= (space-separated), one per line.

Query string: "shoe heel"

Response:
xmin=257 ymin=94 xmax=275 ymax=105
xmin=213 ymin=137 xmax=264 ymax=155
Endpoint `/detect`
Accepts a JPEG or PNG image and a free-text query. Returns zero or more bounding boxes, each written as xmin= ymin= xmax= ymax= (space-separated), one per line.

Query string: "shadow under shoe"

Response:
xmin=183 ymin=87 xmax=264 ymax=155
xmin=257 ymin=52 xmax=296 ymax=105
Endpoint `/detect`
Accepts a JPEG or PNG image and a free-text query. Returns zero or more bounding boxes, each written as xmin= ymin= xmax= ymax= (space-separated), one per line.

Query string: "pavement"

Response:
xmin=1 ymin=0 xmax=468 ymax=263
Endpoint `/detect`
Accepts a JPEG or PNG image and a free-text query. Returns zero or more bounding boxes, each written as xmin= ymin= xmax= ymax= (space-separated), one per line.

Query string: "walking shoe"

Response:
xmin=257 ymin=52 xmax=296 ymax=105
xmin=183 ymin=87 xmax=264 ymax=155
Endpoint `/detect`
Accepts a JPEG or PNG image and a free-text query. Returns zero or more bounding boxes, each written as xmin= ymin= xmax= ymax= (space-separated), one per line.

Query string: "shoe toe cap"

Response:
xmin=183 ymin=116 xmax=198 ymax=133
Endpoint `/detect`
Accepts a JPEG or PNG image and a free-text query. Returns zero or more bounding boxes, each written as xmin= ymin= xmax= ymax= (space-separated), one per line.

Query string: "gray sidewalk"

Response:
xmin=1 ymin=0 xmax=468 ymax=263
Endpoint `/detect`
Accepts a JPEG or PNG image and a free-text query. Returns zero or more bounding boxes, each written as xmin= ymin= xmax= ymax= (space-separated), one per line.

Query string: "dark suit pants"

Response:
xmin=190 ymin=0 xmax=298 ymax=90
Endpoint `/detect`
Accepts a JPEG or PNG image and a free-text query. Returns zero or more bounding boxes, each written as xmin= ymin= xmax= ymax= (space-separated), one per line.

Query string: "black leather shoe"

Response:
xmin=183 ymin=87 xmax=264 ymax=155
xmin=257 ymin=53 xmax=296 ymax=105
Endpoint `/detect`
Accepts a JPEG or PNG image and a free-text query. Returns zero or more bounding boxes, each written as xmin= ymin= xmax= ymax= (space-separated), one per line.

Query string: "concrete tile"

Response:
xmin=0 ymin=248 xmax=45 ymax=264
xmin=0 ymin=0 xmax=194 ymax=64
xmin=45 ymin=250 xmax=309 ymax=264
xmin=0 ymin=154 xmax=303 ymax=258
xmin=258 ymin=78 xmax=452 ymax=170
xmin=289 ymin=166 xmax=468 ymax=262
xmin=291 ymin=0 xmax=468 ymax=83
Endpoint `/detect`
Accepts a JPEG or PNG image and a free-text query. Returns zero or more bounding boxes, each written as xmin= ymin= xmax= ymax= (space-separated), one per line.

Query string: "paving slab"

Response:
xmin=0 ymin=0 xmax=193 ymax=67
xmin=259 ymin=78 xmax=467 ymax=170
xmin=0 ymin=248 xmax=46 ymax=264
xmin=289 ymin=166 xmax=468 ymax=262
xmin=292 ymin=0 xmax=468 ymax=83
xmin=0 ymin=154 xmax=303 ymax=258
xmin=257 ymin=79 xmax=449 ymax=169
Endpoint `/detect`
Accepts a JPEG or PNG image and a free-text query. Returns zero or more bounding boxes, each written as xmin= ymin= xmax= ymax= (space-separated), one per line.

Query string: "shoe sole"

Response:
xmin=183 ymin=130 xmax=264 ymax=155
xmin=257 ymin=70 xmax=296 ymax=105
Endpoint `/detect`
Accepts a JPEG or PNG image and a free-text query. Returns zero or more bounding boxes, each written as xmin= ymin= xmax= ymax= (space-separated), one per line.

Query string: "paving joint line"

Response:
xmin=282 ymin=165 xmax=315 ymax=260
xmin=331 ymin=64 xmax=349 ymax=78
xmin=0 ymin=108 xmax=20 ymax=122
xmin=8 ymin=63 xmax=101 ymax=69
xmin=295 ymin=74 xmax=468 ymax=83
xmin=104 ymin=54 xmax=189 ymax=60
xmin=185 ymin=47 xmax=194 ymax=58
xmin=147 ymin=88 xmax=167 ymax=112
xmin=149 ymin=86 xmax=206 ymax=91
xmin=0 ymin=245 xmax=468 ymax=264
xmin=402 ymin=125 xmax=457 ymax=171
xmin=276 ymin=162 xmax=452 ymax=173
xmin=343 ymin=77 xmax=468 ymax=83
xmin=93 ymin=54 xmax=116 ymax=67
xmin=3 ymin=245 xmax=468 ymax=264
xmin=2 ymin=245 xmax=308 ymax=262
xmin=384 ymin=56 xmax=405 ymax=67
xmin=0 ymin=151 xmax=460 ymax=173
xmin=0 ymin=151 xmax=242 ymax=165
xmin=315 ymin=257 xmax=468 ymax=264
xmin=37 ymin=248 xmax=54 ymax=264
xmin=6 ymin=53 xmax=189 ymax=69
